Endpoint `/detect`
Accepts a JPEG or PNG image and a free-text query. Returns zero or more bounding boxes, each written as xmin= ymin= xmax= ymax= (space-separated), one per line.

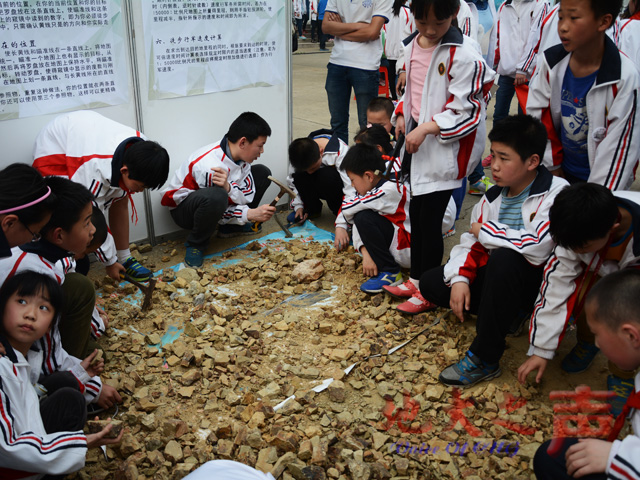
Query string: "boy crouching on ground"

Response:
xmin=534 ymin=269 xmax=640 ymax=479
xmin=335 ymin=143 xmax=411 ymax=294
xmin=419 ymin=114 xmax=568 ymax=386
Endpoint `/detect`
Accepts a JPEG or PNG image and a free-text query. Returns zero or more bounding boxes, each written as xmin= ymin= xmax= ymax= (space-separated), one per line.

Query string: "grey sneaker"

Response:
xmin=439 ymin=351 xmax=501 ymax=387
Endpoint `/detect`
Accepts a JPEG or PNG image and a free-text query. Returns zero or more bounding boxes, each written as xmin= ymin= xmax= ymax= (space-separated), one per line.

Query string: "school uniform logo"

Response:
xmin=438 ymin=63 xmax=445 ymax=75
xmin=362 ymin=0 xmax=373 ymax=7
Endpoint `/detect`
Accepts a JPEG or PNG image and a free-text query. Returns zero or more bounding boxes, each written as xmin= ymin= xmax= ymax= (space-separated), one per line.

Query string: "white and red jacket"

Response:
xmin=0 ymin=244 xmax=103 ymax=403
xmin=336 ymin=178 xmax=411 ymax=269
xmin=492 ymin=0 xmax=549 ymax=78
xmin=528 ymin=191 xmax=640 ymax=359
xmin=33 ymin=111 xmax=145 ymax=267
xmin=606 ymin=371 xmax=640 ymax=480
xmin=286 ymin=129 xmax=353 ymax=220
xmin=0 ymin=340 xmax=87 ymax=480
xmin=527 ymin=38 xmax=640 ymax=190
xmin=392 ymin=27 xmax=495 ymax=196
xmin=385 ymin=5 xmax=413 ymax=64
xmin=619 ymin=14 xmax=640 ymax=72
xmin=444 ymin=167 xmax=568 ymax=286
xmin=162 ymin=137 xmax=258 ymax=225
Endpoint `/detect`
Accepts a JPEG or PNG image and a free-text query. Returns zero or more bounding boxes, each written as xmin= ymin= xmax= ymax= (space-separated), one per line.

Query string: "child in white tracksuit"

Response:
xmin=385 ymin=0 xmax=495 ymax=315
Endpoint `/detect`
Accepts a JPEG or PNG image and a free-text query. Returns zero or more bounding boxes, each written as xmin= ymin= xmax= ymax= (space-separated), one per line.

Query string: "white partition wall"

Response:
xmin=0 ymin=0 xmax=292 ymax=244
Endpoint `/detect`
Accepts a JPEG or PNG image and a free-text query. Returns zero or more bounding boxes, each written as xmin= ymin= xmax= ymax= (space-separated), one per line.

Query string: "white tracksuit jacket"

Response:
xmin=32 ymin=111 xmax=145 ymax=267
xmin=619 ymin=16 xmax=640 ymax=72
xmin=286 ymin=130 xmax=353 ymax=220
xmin=443 ymin=167 xmax=568 ymax=285
xmin=393 ymin=27 xmax=495 ymax=196
xmin=336 ymin=177 xmax=411 ymax=269
xmin=606 ymin=371 xmax=640 ymax=480
xmin=0 ymin=245 xmax=103 ymax=403
xmin=161 ymin=136 xmax=259 ymax=225
xmin=0 ymin=344 xmax=87 ymax=479
xmin=528 ymin=191 xmax=640 ymax=359
xmin=526 ymin=38 xmax=640 ymax=190
xmin=492 ymin=0 xmax=549 ymax=78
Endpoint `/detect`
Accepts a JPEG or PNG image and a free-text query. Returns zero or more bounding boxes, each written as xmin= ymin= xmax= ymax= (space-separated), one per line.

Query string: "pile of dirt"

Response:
xmin=76 ymin=237 xmax=600 ymax=480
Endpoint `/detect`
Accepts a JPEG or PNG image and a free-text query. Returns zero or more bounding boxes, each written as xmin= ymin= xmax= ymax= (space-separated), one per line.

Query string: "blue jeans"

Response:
xmin=493 ymin=75 xmax=522 ymax=124
xmin=467 ymin=161 xmax=485 ymax=184
xmin=325 ymin=62 xmax=378 ymax=143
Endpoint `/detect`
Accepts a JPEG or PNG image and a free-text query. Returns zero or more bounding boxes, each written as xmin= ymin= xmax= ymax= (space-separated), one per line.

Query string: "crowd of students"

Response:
xmin=2 ymin=0 xmax=640 ymax=477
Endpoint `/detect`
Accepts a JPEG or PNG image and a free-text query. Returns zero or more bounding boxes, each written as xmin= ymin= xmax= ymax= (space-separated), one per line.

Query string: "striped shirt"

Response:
xmin=498 ymin=180 xmax=534 ymax=229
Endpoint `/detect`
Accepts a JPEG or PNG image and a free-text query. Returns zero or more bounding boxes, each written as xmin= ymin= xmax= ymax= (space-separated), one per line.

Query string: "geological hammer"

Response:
xmin=121 ymin=274 xmax=157 ymax=311
xmin=251 ymin=176 xmax=296 ymax=237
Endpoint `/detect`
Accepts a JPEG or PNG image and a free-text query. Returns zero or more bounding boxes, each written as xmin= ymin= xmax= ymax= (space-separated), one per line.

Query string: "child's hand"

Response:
xmin=96 ymin=384 xmax=123 ymax=410
xmin=566 ymin=439 xmax=611 ymax=478
xmin=247 ymin=205 xmax=276 ymax=223
xmin=515 ymin=73 xmax=528 ymax=86
xmin=97 ymin=306 xmax=109 ymax=330
xmin=361 ymin=248 xmax=377 ymax=277
xmin=396 ymin=73 xmax=406 ymax=98
xmin=405 ymin=122 xmax=439 ymax=154
xmin=517 ymin=355 xmax=548 ymax=384
xmin=395 ymin=114 xmax=405 ymax=138
xmin=450 ymin=282 xmax=471 ymax=322
xmin=86 ymin=417 xmax=124 ymax=449
xmin=293 ymin=208 xmax=308 ymax=224
xmin=334 ymin=227 xmax=349 ymax=251
xmin=81 ymin=349 xmax=105 ymax=377
xmin=469 ymin=222 xmax=482 ymax=238
xmin=210 ymin=166 xmax=230 ymax=192
xmin=105 ymin=262 xmax=126 ymax=281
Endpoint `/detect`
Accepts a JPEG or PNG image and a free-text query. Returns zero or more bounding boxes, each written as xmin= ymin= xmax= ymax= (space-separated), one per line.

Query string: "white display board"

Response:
xmin=0 ymin=0 xmax=292 ymax=244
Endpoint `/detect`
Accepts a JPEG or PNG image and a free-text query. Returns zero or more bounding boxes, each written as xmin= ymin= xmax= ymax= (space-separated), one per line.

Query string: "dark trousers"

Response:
xmin=387 ymin=59 xmax=398 ymax=101
xmin=319 ymin=19 xmax=326 ymax=49
xmin=292 ymin=166 xmax=344 ymax=216
xmin=171 ymin=164 xmax=271 ymax=249
xmin=40 ymin=372 xmax=87 ymax=433
xmin=534 ymin=439 xmax=607 ymax=480
xmin=354 ymin=210 xmax=399 ymax=272
xmin=310 ymin=19 xmax=318 ymax=41
xmin=40 ymin=372 xmax=86 ymax=480
xmin=420 ymin=248 xmax=543 ymax=364
xmin=61 ymin=273 xmax=98 ymax=359
xmin=409 ymin=190 xmax=453 ymax=279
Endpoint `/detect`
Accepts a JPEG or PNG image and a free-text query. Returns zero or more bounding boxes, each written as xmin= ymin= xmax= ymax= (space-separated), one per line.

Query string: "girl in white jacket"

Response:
xmin=385 ymin=0 xmax=495 ymax=314
xmin=0 ymin=272 xmax=120 ymax=479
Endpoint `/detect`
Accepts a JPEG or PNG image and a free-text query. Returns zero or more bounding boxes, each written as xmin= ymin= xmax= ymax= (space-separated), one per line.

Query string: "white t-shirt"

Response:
xmin=326 ymin=0 xmax=393 ymax=71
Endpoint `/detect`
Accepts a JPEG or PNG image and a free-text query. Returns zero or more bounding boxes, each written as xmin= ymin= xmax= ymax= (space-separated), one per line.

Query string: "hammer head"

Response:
xmin=268 ymin=176 xmax=296 ymax=200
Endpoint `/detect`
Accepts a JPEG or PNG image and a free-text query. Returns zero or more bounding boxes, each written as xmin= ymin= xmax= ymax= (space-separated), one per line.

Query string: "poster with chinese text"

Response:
xmin=143 ymin=1 xmax=286 ymax=100
xmin=0 ymin=0 xmax=130 ymax=120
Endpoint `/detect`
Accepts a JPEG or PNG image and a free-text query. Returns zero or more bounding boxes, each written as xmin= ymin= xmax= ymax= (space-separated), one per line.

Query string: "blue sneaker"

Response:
xmin=122 ymin=256 xmax=153 ymax=282
xmin=360 ymin=271 xmax=402 ymax=294
xmin=184 ymin=246 xmax=203 ymax=267
xmin=439 ymin=351 xmax=501 ymax=387
xmin=561 ymin=340 xmax=600 ymax=373
xmin=607 ymin=374 xmax=635 ymax=417
xmin=218 ymin=223 xmax=262 ymax=238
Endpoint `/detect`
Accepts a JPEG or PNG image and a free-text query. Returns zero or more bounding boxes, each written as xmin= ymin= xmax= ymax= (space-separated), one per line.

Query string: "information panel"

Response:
xmin=0 ymin=0 xmax=130 ymax=120
xmin=142 ymin=0 xmax=286 ymax=99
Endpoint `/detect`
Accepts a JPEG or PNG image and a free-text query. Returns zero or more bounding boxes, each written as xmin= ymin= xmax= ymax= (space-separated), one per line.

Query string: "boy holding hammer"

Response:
xmin=161 ymin=112 xmax=275 ymax=267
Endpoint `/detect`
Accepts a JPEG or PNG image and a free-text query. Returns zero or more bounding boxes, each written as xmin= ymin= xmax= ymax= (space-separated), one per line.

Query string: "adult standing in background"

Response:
xmin=322 ymin=0 xmax=393 ymax=143
xmin=318 ymin=0 xmax=329 ymax=51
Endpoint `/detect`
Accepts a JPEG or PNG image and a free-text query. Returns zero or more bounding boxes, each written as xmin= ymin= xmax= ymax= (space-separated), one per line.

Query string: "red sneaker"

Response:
xmin=383 ymin=279 xmax=417 ymax=298
xmin=396 ymin=293 xmax=438 ymax=315
xmin=481 ymin=154 xmax=493 ymax=168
